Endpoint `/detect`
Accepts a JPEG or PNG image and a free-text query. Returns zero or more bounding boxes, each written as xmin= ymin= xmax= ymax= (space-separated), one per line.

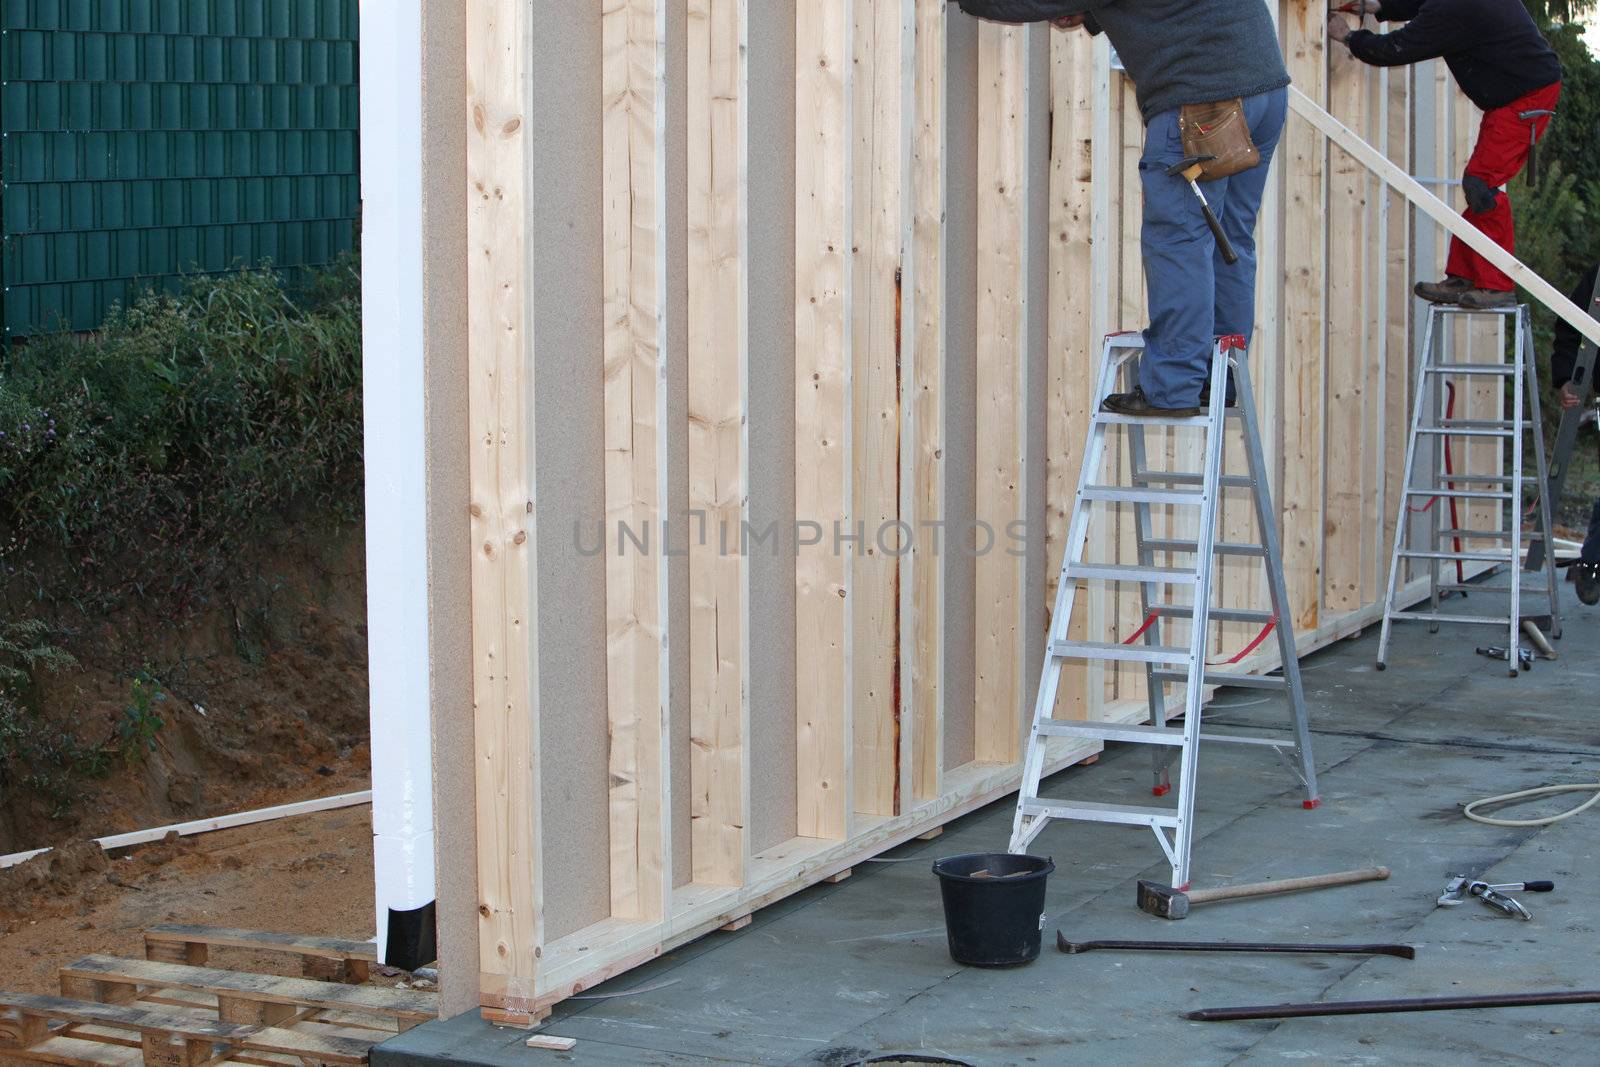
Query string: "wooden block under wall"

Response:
xmin=823 ymin=868 xmax=853 ymax=885
xmin=483 ymin=1006 xmax=551 ymax=1030
xmin=719 ymin=916 xmax=753 ymax=932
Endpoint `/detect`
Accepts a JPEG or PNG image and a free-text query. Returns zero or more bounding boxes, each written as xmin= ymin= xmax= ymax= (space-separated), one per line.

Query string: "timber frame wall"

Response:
xmin=455 ymin=1 xmax=1501 ymax=1021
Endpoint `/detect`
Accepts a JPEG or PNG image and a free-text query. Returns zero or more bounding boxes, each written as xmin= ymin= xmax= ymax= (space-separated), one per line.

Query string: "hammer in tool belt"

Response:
xmin=1167 ymin=156 xmax=1239 ymax=266
xmin=1138 ymin=866 xmax=1390 ymax=920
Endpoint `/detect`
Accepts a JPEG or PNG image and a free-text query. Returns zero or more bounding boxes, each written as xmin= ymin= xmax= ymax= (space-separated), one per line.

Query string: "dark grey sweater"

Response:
xmin=955 ymin=0 xmax=1290 ymax=124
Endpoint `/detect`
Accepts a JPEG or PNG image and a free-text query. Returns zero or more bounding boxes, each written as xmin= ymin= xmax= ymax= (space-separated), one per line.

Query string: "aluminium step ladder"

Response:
xmin=1527 ymin=269 xmax=1600 ymax=571
xmin=1376 ymin=304 xmax=1562 ymax=676
xmin=1008 ymin=333 xmax=1318 ymax=890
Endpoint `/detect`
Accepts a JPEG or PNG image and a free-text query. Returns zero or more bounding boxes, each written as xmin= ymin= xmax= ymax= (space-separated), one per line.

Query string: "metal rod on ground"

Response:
xmin=1056 ymin=932 xmax=1414 ymax=959
xmin=1189 ymin=989 xmax=1600 ymax=1022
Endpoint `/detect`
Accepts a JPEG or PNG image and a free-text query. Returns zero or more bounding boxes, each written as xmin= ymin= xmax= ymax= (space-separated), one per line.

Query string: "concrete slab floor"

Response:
xmin=375 ymin=583 xmax=1600 ymax=1066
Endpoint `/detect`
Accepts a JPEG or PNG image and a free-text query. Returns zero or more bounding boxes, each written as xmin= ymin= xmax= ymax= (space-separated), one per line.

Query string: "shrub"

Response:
xmin=0 ymin=258 xmax=363 ymax=799
xmin=0 ymin=258 xmax=362 ymax=612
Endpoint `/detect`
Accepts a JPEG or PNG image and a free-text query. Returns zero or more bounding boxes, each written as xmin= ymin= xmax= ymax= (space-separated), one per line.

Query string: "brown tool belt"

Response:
xmin=1179 ymin=98 xmax=1260 ymax=181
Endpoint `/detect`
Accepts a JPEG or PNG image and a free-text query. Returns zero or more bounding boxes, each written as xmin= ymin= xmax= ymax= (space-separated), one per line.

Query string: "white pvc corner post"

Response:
xmin=359 ymin=0 xmax=436 ymax=966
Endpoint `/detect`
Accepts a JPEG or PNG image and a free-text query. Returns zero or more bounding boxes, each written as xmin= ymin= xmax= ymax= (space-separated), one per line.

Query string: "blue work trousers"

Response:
xmin=1584 ymin=498 xmax=1600 ymax=564
xmin=1138 ymin=88 xmax=1286 ymax=408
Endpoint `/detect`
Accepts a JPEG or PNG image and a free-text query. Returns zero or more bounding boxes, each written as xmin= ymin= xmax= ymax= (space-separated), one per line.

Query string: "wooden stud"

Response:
xmin=1044 ymin=28 xmax=1095 ymax=724
xmin=909 ymin=0 xmax=946 ymax=801
xmin=1381 ymin=66 xmax=1413 ymax=598
xmin=1324 ymin=13 xmax=1368 ymax=617
xmin=1112 ymin=74 xmax=1146 ymax=707
xmin=1085 ymin=35 xmax=1114 ymax=715
xmin=686 ymin=0 xmax=747 ymax=888
xmin=1280 ymin=4 xmax=1327 ymax=635
xmin=850 ymin=0 xmax=906 ymax=819
xmin=466 ymin=0 xmax=541 ymax=1015
xmin=603 ymin=0 xmax=672 ymax=921
xmin=972 ymin=21 xmax=1028 ymax=763
xmin=794 ymin=0 xmax=852 ymax=840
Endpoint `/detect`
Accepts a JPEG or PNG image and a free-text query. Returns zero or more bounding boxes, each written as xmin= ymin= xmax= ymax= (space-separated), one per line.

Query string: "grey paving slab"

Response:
xmin=377 ymin=583 xmax=1600 ymax=1067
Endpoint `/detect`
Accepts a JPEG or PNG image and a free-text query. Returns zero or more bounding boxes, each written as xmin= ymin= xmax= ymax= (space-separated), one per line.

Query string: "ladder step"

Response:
xmin=1035 ymin=720 xmax=1294 ymax=749
xmin=1081 ymin=485 xmax=1206 ymax=506
xmin=1154 ymin=605 xmax=1274 ymax=624
xmin=1048 ymin=640 xmax=1192 ymax=665
xmin=1401 ymin=549 xmax=1516 ymax=563
xmin=1405 ymin=487 xmax=1512 ymax=500
xmin=1144 ymin=539 xmax=1265 ymax=557
xmin=1018 ymin=797 xmax=1180 ymax=829
xmin=1415 ymin=428 xmax=1515 ymax=439
xmin=1430 ymin=474 xmax=1515 ymax=486
xmin=1424 ymin=363 xmax=1516 ymax=376
xmin=1064 ymin=563 xmax=1200 ymax=585
xmin=1134 ymin=471 xmax=1254 ymax=489
xmin=1436 ymin=528 xmax=1516 ymax=540
xmin=1433 ymin=305 xmax=1521 ymax=316
xmin=1386 ymin=610 xmax=1517 ymax=626
xmin=1093 ymin=412 xmax=1213 ymax=428
xmin=1149 ymin=669 xmax=1286 ymax=690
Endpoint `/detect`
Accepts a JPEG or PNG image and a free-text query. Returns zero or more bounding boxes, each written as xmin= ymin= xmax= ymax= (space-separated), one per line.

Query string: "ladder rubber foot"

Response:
xmin=1375 ymin=662 xmax=1386 ymax=671
xmin=1151 ymin=783 xmax=1171 ymax=797
xmin=1508 ymin=669 xmax=1519 ymax=678
xmin=1302 ymin=798 xmax=1321 ymax=810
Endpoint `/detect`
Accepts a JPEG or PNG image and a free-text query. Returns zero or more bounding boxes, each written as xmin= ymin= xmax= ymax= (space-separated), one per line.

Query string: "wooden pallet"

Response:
xmin=0 ymin=929 xmax=436 ymax=1067
xmin=143 ymin=927 xmax=376 ymax=985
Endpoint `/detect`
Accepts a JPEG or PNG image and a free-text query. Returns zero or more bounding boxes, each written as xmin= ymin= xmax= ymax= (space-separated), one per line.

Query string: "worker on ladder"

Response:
xmin=1553 ymin=260 xmax=1600 ymax=605
xmin=956 ymin=0 xmax=1289 ymax=418
xmin=1329 ymin=1 xmax=1562 ymax=311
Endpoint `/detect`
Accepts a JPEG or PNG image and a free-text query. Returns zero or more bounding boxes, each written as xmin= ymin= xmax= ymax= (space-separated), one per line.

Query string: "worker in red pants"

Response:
xmin=1330 ymin=0 xmax=1561 ymax=310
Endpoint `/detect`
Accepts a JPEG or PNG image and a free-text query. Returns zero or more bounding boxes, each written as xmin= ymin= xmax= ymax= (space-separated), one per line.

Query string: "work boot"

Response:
xmin=1413 ymin=276 xmax=1473 ymax=304
xmin=1457 ymin=288 xmax=1518 ymax=310
xmin=1100 ymin=387 xmax=1201 ymax=418
xmin=1573 ymin=561 xmax=1600 ymax=606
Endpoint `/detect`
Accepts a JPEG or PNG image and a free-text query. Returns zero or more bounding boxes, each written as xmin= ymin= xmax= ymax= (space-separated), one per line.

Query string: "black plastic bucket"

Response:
xmin=931 ymin=852 xmax=1054 ymax=966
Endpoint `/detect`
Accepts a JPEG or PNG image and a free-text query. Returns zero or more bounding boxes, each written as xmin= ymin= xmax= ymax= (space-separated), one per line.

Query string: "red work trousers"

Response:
xmin=1445 ymin=80 xmax=1561 ymax=292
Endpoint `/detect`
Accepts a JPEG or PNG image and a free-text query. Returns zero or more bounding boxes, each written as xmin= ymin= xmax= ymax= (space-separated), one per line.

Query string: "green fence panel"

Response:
xmin=1 ymin=0 xmax=358 ymax=337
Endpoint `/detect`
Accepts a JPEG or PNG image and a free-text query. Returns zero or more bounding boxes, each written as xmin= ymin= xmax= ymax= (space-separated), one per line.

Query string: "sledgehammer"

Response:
xmin=1137 ymin=866 xmax=1390 ymax=920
